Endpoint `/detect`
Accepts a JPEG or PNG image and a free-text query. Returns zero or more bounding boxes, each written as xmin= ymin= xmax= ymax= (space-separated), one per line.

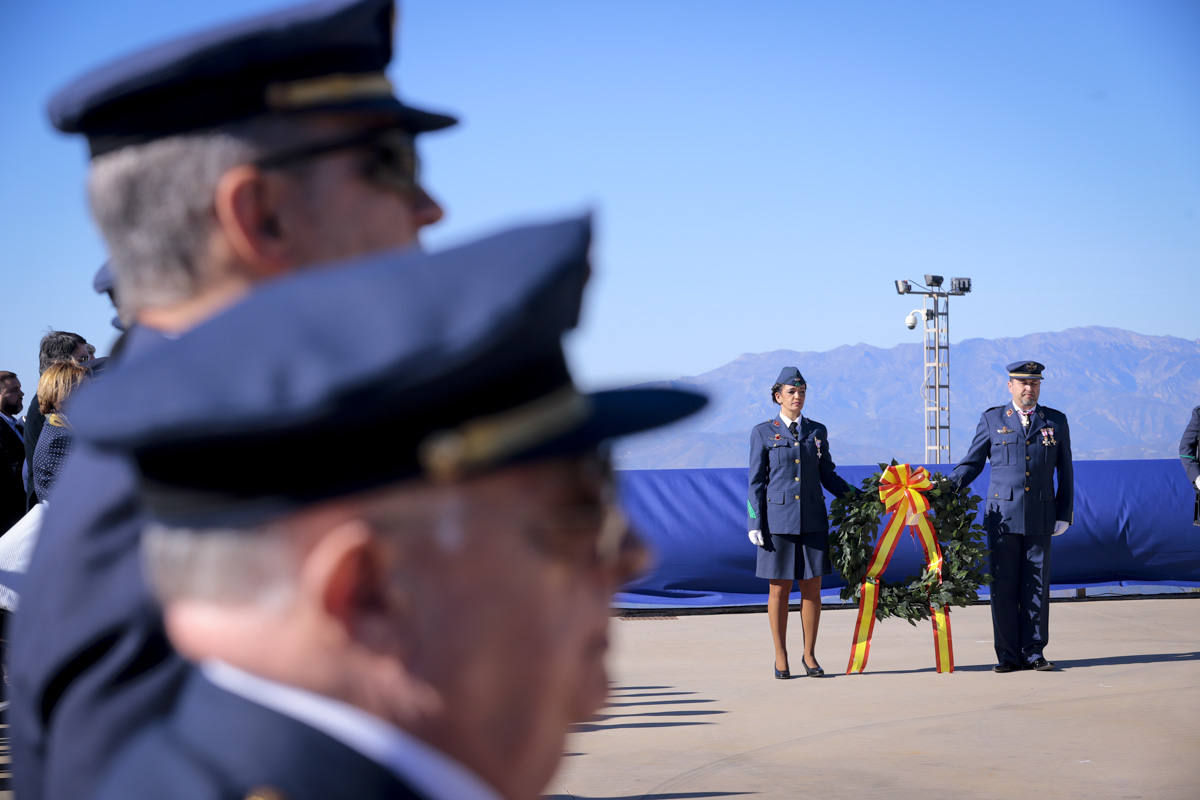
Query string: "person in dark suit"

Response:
xmin=10 ymin=2 xmax=458 ymax=797
xmin=70 ymin=215 xmax=704 ymax=800
xmin=1180 ymin=405 xmax=1200 ymax=526
xmin=748 ymin=367 xmax=856 ymax=679
xmin=0 ymin=371 xmax=26 ymax=533
xmin=950 ymin=360 xmax=1073 ymax=673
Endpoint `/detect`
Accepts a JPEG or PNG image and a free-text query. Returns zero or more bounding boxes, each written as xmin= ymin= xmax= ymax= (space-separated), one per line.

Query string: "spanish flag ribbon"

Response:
xmin=846 ymin=464 xmax=955 ymax=674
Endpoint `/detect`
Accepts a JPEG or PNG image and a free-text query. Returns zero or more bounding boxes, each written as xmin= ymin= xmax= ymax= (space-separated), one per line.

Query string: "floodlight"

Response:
xmin=924 ymin=274 xmax=944 ymax=288
xmin=950 ymin=277 xmax=972 ymax=295
xmin=894 ymin=280 xmax=911 ymax=295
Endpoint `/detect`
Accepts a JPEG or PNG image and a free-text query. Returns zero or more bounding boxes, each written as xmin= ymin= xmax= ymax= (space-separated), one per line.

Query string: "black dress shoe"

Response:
xmin=802 ymin=659 xmax=825 ymax=677
xmin=1027 ymin=657 xmax=1056 ymax=671
xmin=993 ymin=663 xmax=1021 ymax=673
xmin=774 ymin=664 xmax=790 ymax=679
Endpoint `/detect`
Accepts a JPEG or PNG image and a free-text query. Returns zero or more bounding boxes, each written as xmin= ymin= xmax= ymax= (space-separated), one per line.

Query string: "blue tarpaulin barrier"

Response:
xmin=614 ymin=460 xmax=1200 ymax=608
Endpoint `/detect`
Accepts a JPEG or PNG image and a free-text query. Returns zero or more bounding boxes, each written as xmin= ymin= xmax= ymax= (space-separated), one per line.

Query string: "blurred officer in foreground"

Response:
xmin=1180 ymin=405 xmax=1200 ymax=525
xmin=11 ymin=1 xmax=456 ymax=796
xmin=950 ymin=361 xmax=1073 ymax=673
xmin=67 ymin=215 xmax=704 ymax=799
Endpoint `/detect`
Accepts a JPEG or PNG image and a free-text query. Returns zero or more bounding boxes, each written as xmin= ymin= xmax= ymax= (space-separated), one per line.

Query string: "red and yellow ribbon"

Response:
xmin=846 ymin=464 xmax=954 ymax=674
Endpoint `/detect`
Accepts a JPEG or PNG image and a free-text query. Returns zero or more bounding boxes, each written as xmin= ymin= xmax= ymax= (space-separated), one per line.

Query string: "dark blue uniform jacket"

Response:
xmin=747 ymin=415 xmax=854 ymax=536
xmin=94 ymin=669 xmax=428 ymax=800
xmin=950 ymin=404 xmax=1073 ymax=535
xmin=9 ymin=326 xmax=185 ymax=800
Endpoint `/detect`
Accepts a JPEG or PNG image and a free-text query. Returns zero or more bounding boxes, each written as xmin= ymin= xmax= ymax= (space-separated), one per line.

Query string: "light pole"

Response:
xmin=894 ymin=276 xmax=972 ymax=464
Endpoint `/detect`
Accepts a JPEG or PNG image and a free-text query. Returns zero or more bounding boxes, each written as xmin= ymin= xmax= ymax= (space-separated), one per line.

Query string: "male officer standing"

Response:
xmin=950 ymin=360 xmax=1073 ymax=673
xmin=68 ymin=216 xmax=704 ymax=799
xmin=1179 ymin=405 xmax=1200 ymax=525
xmin=10 ymin=2 xmax=456 ymax=797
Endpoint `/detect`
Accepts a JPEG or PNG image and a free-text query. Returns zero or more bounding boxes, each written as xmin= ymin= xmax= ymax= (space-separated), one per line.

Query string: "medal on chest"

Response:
xmin=1040 ymin=427 xmax=1057 ymax=446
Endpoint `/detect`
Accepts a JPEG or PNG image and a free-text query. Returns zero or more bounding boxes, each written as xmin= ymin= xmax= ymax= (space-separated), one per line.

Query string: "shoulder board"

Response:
xmin=985 ymin=405 xmax=1005 ymax=413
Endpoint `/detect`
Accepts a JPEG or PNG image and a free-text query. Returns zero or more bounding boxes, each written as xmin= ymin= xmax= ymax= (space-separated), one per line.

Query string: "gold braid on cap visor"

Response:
xmin=265 ymin=72 xmax=395 ymax=110
xmin=419 ymin=387 xmax=592 ymax=482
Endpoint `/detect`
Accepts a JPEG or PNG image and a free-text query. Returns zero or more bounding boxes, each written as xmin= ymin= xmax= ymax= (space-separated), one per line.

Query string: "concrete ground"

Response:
xmin=549 ymin=597 xmax=1200 ymax=800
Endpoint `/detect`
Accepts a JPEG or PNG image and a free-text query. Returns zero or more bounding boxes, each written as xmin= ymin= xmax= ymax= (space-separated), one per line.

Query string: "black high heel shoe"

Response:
xmin=774 ymin=663 xmax=791 ymax=680
xmin=802 ymin=659 xmax=824 ymax=677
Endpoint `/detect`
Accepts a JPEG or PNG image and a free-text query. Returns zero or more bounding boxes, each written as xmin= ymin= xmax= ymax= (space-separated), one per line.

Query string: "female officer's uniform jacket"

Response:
xmin=747 ymin=415 xmax=854 ymax=537
xmin=950 ymin=404 xmax=1073 ymax=535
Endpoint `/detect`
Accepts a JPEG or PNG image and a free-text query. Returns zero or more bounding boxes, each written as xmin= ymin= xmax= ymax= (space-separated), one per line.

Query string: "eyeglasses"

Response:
xmin=253 ymin=126 xmax=420 ymax=195
xmin=368 ymin=502 xmax=648 ymax=580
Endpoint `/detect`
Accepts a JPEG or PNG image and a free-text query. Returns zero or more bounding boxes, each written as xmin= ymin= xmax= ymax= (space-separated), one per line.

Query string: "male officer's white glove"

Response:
xmin=1194 ymin=476 xmax=1200 ymax=491
xmin=748 ymin=529 xmax=764 ymax=547
xmin=1052 ymin=520 xmax=1070 ymax=536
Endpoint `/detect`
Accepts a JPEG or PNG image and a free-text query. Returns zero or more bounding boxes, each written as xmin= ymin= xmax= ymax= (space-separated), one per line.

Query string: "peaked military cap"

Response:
xmin=71 ymin=216 xmax=706 ymax=526
xmin=1007 ymin=360 xmax=1046 ymax=380
xmin=49 ymin=0 xmax=456 ymax=158
xmin=92 ymin=262 xmax=114 ymax=294
xmin=774 ymin=366 xmax=805 ymax=387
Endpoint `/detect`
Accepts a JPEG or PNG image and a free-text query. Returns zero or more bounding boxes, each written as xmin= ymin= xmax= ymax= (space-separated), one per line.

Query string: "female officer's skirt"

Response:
xmin=755 ymin=531 xmax=832 ymax=581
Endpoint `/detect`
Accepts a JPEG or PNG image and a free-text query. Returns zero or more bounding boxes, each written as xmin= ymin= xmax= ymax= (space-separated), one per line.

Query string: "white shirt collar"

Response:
xmin=202 ymin=661 xmax=502 ymax=800
xmin=778 ymin=411 xmax=803 ymax=428
xmin=1013 ymin=403 xmax=1036 ymax=417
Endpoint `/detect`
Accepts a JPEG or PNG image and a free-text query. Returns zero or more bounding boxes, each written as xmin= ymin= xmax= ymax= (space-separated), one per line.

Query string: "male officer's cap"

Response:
xmin=774 ymin=366 xmax=805 ymax=387
xmin=92 ymin=262 xmax=114 ymax=294
xmin=71 ymin=216 xmax=707 ymax=527
xmin=48 ymin=0 xmax=456 ymax=158
xmin=1006 ymin=360 xmax=1046 ymax=380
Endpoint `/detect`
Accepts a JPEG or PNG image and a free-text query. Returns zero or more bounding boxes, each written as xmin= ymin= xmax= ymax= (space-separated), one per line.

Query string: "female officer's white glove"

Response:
xmin=1052 ymin=520 xmax=1070 ymax=536
xmin=748 ymin=529 xmax=764 ymax=547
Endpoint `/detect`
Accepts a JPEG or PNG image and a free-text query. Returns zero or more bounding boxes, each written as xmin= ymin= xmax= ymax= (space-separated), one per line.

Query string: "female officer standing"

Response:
xmin=748 ymin=367 xmax=857 ymax=679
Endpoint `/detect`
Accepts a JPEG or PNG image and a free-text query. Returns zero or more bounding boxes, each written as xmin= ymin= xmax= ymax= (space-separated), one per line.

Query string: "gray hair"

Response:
xmin=142 ymin=487 xmax=473 ymax=610
xmin=38 ymin=330 xmax=87 ymax=374
xmin=86 ymin=117 xmax=317 ymax=318
xmin=142 ymin=521 xmax=301 ymax=609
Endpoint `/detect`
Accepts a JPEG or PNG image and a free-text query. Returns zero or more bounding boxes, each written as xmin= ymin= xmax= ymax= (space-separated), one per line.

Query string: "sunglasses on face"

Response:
xmin=253 ymin=126 xmax=420 ymax=195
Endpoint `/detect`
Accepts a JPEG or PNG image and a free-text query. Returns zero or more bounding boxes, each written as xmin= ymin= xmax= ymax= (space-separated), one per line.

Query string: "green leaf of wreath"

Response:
xmin=828 ymin=465 xmax=991 ymax=624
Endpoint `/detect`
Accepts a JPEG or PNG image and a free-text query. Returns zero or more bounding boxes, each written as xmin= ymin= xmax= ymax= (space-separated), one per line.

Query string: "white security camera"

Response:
xmin=905 ymin=310 xmax=922 ymax=330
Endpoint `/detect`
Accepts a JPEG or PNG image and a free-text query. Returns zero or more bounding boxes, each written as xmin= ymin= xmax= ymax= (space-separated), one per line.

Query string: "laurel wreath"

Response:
xmin=828 ymin=462 xmax=991 ymax=624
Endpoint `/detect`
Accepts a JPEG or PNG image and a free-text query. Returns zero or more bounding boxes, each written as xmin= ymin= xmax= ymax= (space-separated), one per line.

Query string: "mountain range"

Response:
xmin=613 ymin=326 xmax=1200 ymax=469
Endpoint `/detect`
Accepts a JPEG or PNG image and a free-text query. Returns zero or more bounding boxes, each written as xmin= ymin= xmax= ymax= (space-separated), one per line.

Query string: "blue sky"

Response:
xmin=1 ymin=0 xmax=1197 ymax=396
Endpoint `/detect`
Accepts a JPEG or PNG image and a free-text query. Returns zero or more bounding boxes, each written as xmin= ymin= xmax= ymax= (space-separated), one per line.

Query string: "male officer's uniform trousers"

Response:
xmin=951 ymin=404 xmax=1073 ymax=666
